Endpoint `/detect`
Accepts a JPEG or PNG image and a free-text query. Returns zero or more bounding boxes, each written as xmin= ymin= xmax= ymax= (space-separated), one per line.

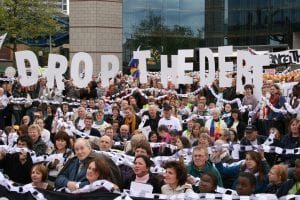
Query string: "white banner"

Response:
xmin=0 ymin=33 xmax=7 ymax=50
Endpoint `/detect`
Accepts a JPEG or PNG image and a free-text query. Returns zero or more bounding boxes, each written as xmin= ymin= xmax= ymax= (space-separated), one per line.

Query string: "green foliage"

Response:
xmin=131 ymin=11 xmax=203 ymax=56
xmin=0 ymin=0 xmax=61 ymax=42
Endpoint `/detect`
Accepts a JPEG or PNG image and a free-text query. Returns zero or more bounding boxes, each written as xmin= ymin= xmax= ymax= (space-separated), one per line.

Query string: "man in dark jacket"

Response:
xmin=239 ymin=125 xmax=266 ymax=159
xmin=141 ymin=104 xmax=161 ymax=132
xmin=80 ymin=115 xmax=101 ymax=137
xmin=0 ymin=135 xmax=33 ymax=184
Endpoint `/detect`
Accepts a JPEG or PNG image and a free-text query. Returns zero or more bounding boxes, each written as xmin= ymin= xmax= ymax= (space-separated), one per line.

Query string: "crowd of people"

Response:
xmin=0 ymin=72 xmax=299 ymax=199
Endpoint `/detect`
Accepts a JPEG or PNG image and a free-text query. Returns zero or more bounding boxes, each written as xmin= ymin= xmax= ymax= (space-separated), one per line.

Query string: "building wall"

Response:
xmin=293 ymin=32 xmax=300 ymax=49
xmin=69 ymin=0 xmax=122 ymax=74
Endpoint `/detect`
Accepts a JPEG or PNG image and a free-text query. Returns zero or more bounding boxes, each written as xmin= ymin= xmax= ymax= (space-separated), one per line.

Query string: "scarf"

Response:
xmin=125 ymin=114 xmax=137 ymax=133
xmin=210 ymin=119 xmax=221 ymax=140
xmin=269 ymin=94 xmax=279 ymax=106
xmin=135 ymin=173 xmax=150 ymax=184
xmin=268 ymin=94 xmax=280 ymax=115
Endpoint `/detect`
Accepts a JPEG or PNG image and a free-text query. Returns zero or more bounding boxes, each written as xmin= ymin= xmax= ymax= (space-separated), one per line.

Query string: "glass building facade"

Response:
xmin=123 ymin=0 xmax=300 ymax=67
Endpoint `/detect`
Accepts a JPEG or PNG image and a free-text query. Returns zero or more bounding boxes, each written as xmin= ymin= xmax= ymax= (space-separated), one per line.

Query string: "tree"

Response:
xmin=128 ymin=11 xmax=204 ymax=71
xmin=0 ymin=0 xmax=61 ymax=65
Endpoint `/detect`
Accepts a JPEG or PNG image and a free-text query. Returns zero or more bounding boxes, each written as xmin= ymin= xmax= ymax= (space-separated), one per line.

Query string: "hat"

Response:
xmin=163 ymin=104 xmax=172 ymax=111
xmin=169 ymin=129 xmax=179 ymax=135
xmin=245 ymin=125 xmax=257 ymax=133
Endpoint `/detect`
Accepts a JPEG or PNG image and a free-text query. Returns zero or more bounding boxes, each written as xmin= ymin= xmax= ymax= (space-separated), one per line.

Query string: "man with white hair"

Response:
xmin=205 ymin=108 xmax=227 ymax=141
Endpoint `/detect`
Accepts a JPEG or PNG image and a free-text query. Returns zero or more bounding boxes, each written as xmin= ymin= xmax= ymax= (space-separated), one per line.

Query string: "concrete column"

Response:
xmin=69 ymin=0 xmax=122 ymax=74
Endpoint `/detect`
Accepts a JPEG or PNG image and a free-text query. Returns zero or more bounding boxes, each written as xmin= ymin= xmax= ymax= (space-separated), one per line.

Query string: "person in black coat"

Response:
xmin=276 ymin=159 xmax=300 ymax=197
xmin=228 ymin=108 xmax=246 ymax=140
xmin=280 ymin=118 xmax=300 ymax=167
xmin=266 ymin=164 xmax=288 ymax=194
xmin=239 ymin=125 xmax=266 ymax=159
xmin=124 ymin=155 xmax=162 ymax=194
xmin=0 ymin=135 xmax=33 ymax=184
xmin=80 ymin=115 xmax=101 ymax=138
xmin=141 ymin=104 xmax=161 ymax=132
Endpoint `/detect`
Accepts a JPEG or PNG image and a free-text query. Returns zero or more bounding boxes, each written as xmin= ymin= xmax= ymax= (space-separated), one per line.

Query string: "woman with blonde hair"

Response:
xmin=266 ymin=164 xmax=288 ymax=194
xmin=125 ymin=133 xmax=146 ymax=155
xmin=28 ymin=124 xmax=47 ymax=156
xmin=192 ymin=127 xmax=212 ymax=147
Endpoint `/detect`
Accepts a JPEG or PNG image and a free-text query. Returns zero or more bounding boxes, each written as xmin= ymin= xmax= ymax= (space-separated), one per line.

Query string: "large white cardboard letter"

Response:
xmin=70 ymin=52 xmax=93 ymax=88
xmin=46 ymin=54 xmax=68 ymax=90
xmin=199 ymin=48 xmax=215 ymax=87
xmin=219 ymin=46 xmax=233 ymax=87
xmin=101 ymin=55 xmax=119 ymax=88
xmin=236 ymin=51 xmax=269 ymax=98
xmin=133 ymin=50 xmax=151 ymax=84
xmin=177 ymin=49 xmax=193 ymax=84
xmin=161 ymin=55 xmax=178 ymax=88
xmin=16 ymin=50 xmax=39 ymax=86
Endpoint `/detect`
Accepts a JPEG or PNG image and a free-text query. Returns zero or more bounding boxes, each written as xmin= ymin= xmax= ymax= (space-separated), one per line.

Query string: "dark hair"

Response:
xmin=244 ymin=84 xmax=254 ymax=93
xmin=134 ymin=155 xmax=152 ymax=169
xmin=240 ymin=151 xmax=264 ymax=180
xmin=88 ymin=157 xmax=112 ymax=182
xmin=177 ymin=136 xmax=191 ymax=149
xmin=231 ymin=108 xmax=242 ymax=121
xmin=112 ymin=106 xmax=120 ymax=113
xmin=135 ymin=140 xmax=153 ymax=157
xmin=4 ymin=126 xmax=14 ymax=135
xmin=164 ymin=161 xmax=188 ymax=186
xmin=47 ymin=104 xmax=57 ymax=115
xmin=54 ymin=131 xmax=71 ymax=149
xmin=200 ymin=172 xmax=218 ymax=189
xmin=148 ymin=131 xmax=158 ymax=141
xmin=228 ymin=128 xmax=238 ymax=142
xmin=17 ymin=135 xmax=33 ymax=149
xmin=238 ymin=172 xmax=256 ymax=187
xmin=157 ymin=125 xmax=169 ymax=133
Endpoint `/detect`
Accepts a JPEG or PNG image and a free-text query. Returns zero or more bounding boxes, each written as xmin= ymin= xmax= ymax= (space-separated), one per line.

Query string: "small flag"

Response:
xmin=0 ymin=33 xmax=7 ymax=50
xmin=129 ymin=58 xmax=139 ymax=79
xmin=247 ymin=47 xmax=257 ymax=55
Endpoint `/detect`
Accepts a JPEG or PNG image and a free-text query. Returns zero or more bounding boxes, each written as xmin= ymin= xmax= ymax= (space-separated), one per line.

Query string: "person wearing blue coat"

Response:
xmin=212 ymin=150 xmax=269 ymax=193
xmin=55 ymin=138 xmax=96 ymax=190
